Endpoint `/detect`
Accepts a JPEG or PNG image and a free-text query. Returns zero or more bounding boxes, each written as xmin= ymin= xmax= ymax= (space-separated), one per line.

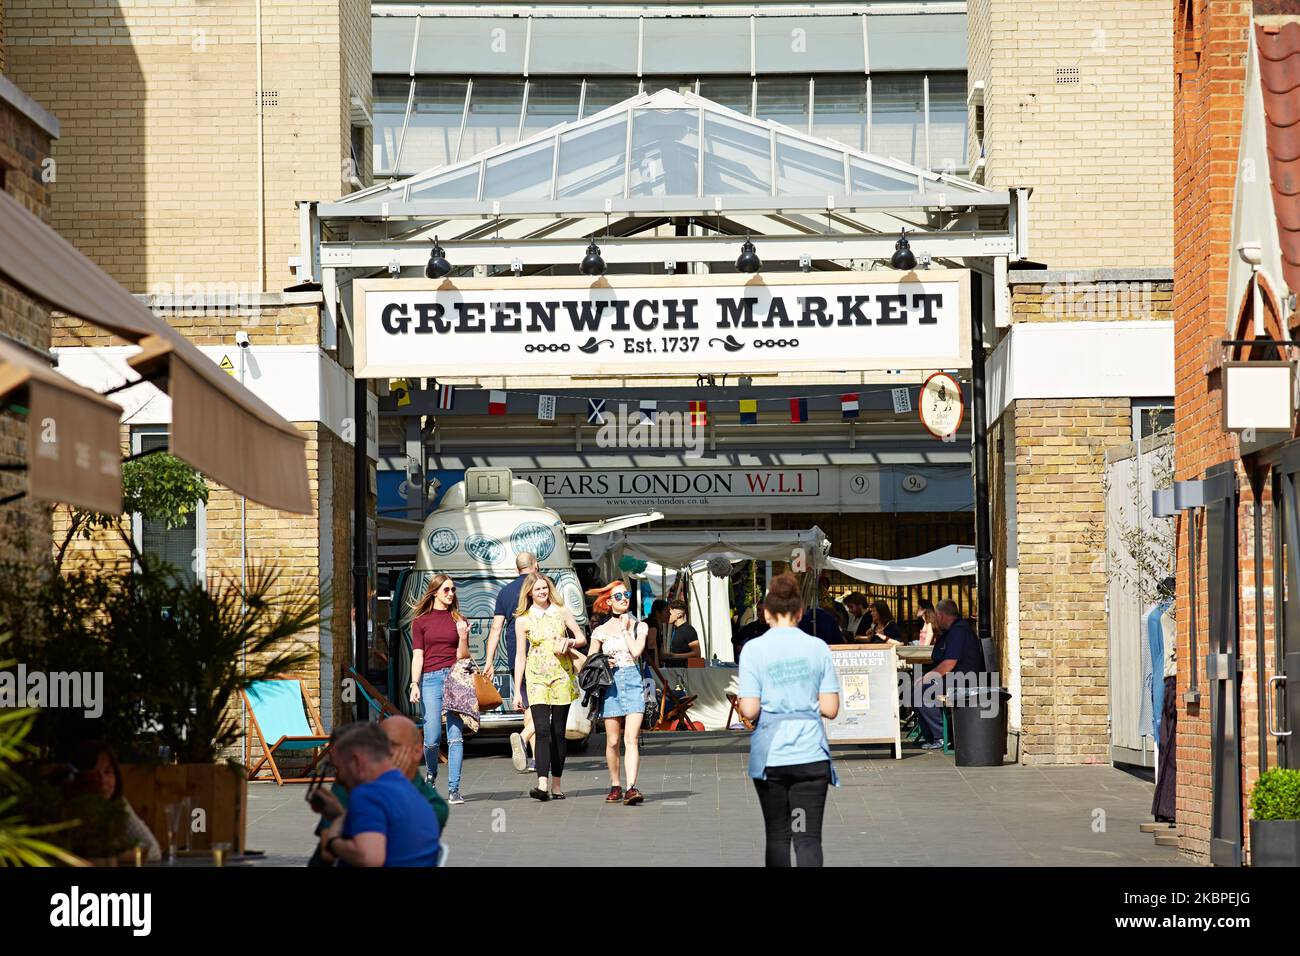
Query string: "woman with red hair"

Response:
xmin=587 ymin=580 xmax=649 ymax=805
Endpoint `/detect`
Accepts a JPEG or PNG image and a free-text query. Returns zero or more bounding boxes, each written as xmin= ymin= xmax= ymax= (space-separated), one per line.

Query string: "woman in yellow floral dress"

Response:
xmin=512 ymin=572 xmax=586 ymax=801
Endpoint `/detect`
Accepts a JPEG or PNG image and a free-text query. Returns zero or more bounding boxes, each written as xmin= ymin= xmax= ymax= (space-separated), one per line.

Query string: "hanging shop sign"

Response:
xmin=352 ymin=272 xmax=971 ymax=379
xmin=918 ymin=371 xmax=965 ymax=439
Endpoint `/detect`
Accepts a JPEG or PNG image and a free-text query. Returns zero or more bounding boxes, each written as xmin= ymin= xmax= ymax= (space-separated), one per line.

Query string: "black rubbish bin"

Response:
xmin=950 ymin=686 xmax=1011 ymax=767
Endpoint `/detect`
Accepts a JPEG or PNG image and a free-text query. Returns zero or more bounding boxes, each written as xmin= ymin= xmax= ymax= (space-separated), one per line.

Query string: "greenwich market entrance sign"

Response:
xmin=353 ymin=272 xmax=970 ymax=379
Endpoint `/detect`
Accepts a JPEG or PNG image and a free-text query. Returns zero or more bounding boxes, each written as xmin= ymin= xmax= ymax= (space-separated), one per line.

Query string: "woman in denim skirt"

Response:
xmin=587 ymin=581 xmax=649 ymax=805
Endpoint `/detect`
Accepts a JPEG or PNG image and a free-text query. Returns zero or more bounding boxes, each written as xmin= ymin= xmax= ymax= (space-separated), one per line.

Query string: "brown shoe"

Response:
xmin=623 ymin=787 xmax=644 ymax=806
xmin=605 ymin=786 xmax=623 ymax=803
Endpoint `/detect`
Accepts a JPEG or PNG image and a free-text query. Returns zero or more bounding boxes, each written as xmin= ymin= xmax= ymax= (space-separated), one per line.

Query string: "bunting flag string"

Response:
xmin=419 ymin=376 xmax=966 ymax=423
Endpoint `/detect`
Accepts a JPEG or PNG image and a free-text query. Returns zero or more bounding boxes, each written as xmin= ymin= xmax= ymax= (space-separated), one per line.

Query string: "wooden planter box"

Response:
xmin=120 ymin=763 xmax=247 ymax=855
xmin=1250 ymin=819 xmax=1300 ymax=867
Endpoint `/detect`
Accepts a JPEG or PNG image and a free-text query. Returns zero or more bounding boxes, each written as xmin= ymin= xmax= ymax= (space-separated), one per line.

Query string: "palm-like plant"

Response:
xmin=105 ymin=563 xmax=320 ymax=763
xmin=0 ymin=636 xmax=84 ymax=867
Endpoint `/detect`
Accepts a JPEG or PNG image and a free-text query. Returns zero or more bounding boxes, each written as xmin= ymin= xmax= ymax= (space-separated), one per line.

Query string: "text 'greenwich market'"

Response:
xmin=378 ymin=291 xmax=951 ymax=336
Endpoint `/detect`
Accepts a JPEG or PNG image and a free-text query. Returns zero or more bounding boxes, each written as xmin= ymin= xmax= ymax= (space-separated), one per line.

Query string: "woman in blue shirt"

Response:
xmin=737 ymin=573 xmax=841 ymax=867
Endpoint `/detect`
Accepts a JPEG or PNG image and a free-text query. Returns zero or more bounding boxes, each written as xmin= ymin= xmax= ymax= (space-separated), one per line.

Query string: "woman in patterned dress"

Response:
xmin=512 ymin=572 xmax=587 ymax=801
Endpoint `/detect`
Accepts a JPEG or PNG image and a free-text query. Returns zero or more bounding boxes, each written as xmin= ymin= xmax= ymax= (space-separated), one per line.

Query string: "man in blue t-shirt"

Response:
xmin=915 ymin=599 xmax=986 ymax=750
xmin=486 ymin=551 xmax=539 ymax=772
xmin=319 ymin=722 xmax=441 ymax=867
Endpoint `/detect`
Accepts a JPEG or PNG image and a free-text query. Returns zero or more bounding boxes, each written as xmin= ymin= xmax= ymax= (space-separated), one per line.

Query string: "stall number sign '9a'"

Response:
xmin=353 ymin=272 xmax=971 ymax=379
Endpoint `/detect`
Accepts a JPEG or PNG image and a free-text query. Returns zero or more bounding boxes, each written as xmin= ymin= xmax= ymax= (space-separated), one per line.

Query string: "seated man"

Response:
xmin=665 ymin=600 xmax=702 ymax=660
xmin=312 ymin=721 xmax=441 ymax=867
xmin=310 ymin=715 xmax=449 ymax=867
xmin=913 ymin=599 xmax=986 ymax=751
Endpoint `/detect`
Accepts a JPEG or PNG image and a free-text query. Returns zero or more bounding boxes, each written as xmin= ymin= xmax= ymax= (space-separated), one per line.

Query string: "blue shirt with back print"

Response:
xmin=738 ymin=626 xmax=840 ymax=776
xmin=342 ymin=769 xmax=440 ymax=867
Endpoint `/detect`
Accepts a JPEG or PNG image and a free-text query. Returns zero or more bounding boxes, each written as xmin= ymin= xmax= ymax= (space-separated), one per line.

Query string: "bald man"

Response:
xmin=310 ymin=716 xmax=449 ymax=867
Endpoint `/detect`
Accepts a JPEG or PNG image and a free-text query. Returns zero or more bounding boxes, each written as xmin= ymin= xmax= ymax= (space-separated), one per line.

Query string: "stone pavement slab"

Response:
xmin=246 ymin=732 xmax=1192 ymax=867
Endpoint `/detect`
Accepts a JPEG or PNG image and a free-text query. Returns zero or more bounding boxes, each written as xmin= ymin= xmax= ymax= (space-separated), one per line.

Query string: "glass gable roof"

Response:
xmin=342 ymin=89 xmax=988 ymax=207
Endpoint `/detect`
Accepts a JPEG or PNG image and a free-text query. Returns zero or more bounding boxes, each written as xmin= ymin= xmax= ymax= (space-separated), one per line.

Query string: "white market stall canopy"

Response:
xmin=828 ymin=544 xmax=975 ymax=586
xmin=591 ymin=527 xmax=829 ymax=571
xmin=563 ymin=511 xmax=663 ymax=536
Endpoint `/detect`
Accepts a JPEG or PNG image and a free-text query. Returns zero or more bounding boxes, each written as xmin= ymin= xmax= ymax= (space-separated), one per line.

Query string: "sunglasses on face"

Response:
xmin=440 ymin=585 xmax=456 ymax=594
xmin=611 ymin=591 xmax=630 ymax=601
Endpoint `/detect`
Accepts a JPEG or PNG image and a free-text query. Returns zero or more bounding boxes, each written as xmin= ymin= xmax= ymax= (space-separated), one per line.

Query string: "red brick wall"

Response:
xmin=1172 ymin=0 xmax=1262 ymax=864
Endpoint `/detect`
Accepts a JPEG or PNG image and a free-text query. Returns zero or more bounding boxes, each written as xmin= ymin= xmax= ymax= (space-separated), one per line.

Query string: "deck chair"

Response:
xmin=645 ymin=658 xmax=701 ymax=731
xmin=243 ymin=679 xmax=331 ymax=784
xmin=725 ymin=692 xmax=755 ymax=731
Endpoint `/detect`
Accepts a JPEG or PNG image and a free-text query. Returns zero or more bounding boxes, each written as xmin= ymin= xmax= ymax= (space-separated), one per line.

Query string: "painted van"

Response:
xmin=389 ymin=467 xmax=589 ymax=736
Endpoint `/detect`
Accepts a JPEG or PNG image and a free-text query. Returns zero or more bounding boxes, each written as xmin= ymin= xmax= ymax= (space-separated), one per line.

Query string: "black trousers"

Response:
xmin=1152 ymin=676 xmax=1177 ymax=822
xmin=530 ymin=703 xmax=568 ymax=779
xmin=752 ymin=760 xmax=831 ymax=867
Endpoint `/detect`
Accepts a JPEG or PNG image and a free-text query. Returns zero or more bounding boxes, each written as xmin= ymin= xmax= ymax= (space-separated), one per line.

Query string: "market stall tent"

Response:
xmin=828 ymin=545 xmax=976 ymax=586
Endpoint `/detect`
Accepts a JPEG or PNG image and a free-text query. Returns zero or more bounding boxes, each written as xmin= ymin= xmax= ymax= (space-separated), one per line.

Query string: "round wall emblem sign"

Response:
xmin=464 ymin=534 xmax=505 ymax=565
xmin=427 ymin=527 xmax=459 ymax=556
xmin=918 ymin=372 xmax=965 ymax=439
xmin=901 ymin=473 xmax=928 ymax=493
xmin=510 ymin=522 xmax=557 ymax=562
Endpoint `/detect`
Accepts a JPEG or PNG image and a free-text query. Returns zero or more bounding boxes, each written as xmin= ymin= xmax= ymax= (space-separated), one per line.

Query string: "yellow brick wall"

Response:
xmin=51 ymin=303 xmax=320 ymax=350
xmin=969 ymin=0 xmax=1174 ymax=269
xmin=1012 ymin=279 xmax=1175 ymax=323
xmin=4 ymin=0 xmax=364 ymax=294
xmin=1013 ymin=397 xmax=1130 ymax=764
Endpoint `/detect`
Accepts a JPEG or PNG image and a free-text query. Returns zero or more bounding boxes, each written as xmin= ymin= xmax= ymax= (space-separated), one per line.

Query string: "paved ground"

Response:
xmin=247 ymin=733 xmax=1191 ymax=867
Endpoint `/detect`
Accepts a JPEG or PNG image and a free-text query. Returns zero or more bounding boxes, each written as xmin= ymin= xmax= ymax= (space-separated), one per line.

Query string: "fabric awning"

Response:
xmin=591 ymin=527 xmax=829 ymax=572
xmin=0 ymin=190 xmax=311 ymax=514
xmin=0 ymin=337 xmax=123 ymax=514
xmin=828 ymin=545 xmax=976 ymax=586
xmin=563 ymin=511 xmax=663 ymax=536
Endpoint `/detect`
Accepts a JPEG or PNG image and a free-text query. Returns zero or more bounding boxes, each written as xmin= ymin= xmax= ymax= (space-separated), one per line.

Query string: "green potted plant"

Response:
xmin=1248 ymin=767 xmax=1300 ymax=867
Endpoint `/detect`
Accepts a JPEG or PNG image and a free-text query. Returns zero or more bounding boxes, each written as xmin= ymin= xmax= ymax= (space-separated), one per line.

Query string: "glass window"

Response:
xmin=399 ymin=78 xmax=467 ymax=174
xmin=850 ymin=156 xmax=918 ymax=193
xmin=756 ymin=76 xmax=810 ymax=133
xmin=775 ymin=134 xmax=845 ymax=194
xmin=482 ymin=137 xmax=554 ymax=199
xmin=927 ymin=73 xmax=969 ymax=173
xmin=755 ymin=16 xmax=866 ymax=74
xmin=557 ymin=113 xmax=628 ymax=198
xmin=133 ymin=429 xmax=201 ymax=589
xmin=529 ymin=19 xmax=640 ymax=74
xmin=629 ymin=107 xmax=699 ymax=197
xmin=581 ymin=79 xmax=641 ymax=118
xmin=1133 ymin=401 xmax=1175 ymax=441
xmin=520 ymin=79 xmax=582 ymax=139
xmin=870 ymin=74 xmax=923 ymax=167
xmin=373 ymin=77 xmax=412 ymax=176
xmin=702 ymin=112 xmax=770 ymax=196
xmin=867 ymin=13 xmax=967 ymax=72
xmin=641 ymin=77 xmax=694 ymax=97
xmin=698 ymin=77 xmax=754 ymax=116
xmin=642 ymin=18 xmax=750 ymax=74
xmin=812 ymin=76 xmax=868 ymax=151
xmin=373 ymin=16 xmax=417 ymax=74
xmin=407 ymin=165 xmax=480 ymax=201
xmin=413 ymin=17 xmax=528 ymax=74
xmin=458 ymin=78 xmax=527 ymax=161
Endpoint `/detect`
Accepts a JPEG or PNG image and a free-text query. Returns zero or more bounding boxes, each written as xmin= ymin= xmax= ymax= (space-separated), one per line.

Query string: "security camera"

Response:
xmin=387 ymin=259 xmax=402 ymax=276
xmin=919 ymin=254 xmax=933 ymax=270
xmin=235 ymin=331 xmax=250 ymax=349
xmin=511 ymin=258 xmax=523 ymax=276
xmin=664 ymin=259 xmax=677 ymax=273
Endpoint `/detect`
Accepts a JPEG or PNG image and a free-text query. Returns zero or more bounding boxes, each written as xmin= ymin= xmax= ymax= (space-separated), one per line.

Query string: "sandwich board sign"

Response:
xmin=825 ymin=644 xmax=902 ymax=758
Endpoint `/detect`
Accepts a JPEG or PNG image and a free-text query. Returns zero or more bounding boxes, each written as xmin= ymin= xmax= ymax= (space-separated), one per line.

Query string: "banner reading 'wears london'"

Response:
xmin=353 ymin=271 xmax=970 ymax=379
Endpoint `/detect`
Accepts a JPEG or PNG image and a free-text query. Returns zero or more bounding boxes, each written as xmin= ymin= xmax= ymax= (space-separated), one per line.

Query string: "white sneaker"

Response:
xmin=509 ymin=732 xmax=527 ymax=772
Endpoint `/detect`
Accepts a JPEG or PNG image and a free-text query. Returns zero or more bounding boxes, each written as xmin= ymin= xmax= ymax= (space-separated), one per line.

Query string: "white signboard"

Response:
xmin=353 ymin=272 xmax=970 ymax=379
xmin=513 ymin=465 xmax=973 ymax=515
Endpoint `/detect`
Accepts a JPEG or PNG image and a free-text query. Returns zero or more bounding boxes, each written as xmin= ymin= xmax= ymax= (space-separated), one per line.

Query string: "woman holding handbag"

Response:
xmin=408 ymin=574 xmax=471 ymax=805
xmin=512 ymin=572 xmax=586 ymax=801
xmin=587 ymin=581 xmax=649 ymax=805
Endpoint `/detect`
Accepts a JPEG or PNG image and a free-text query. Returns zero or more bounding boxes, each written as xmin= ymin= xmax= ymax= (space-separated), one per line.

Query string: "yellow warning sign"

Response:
xmin=219 ymin=355 xmax=235 ymax=376
xmin=392 ymin=378 xmax=411 ymax=407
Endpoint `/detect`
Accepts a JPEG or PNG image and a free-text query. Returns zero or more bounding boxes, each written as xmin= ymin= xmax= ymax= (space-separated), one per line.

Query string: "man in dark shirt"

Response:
xmin=666 ymin=600 xmax=701 ymax=659
xmin=915 ymin=599 xmax=986 ymax=749
xmin=485 ymin=551 xmax=538 ymax=772
xmin=799 ymin=604 xmax=843 ymax=646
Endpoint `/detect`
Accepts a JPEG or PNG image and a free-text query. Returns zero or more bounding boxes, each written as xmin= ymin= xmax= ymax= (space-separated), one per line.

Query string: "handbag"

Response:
xmin=473 ymin=670 xmax=502 ymax=710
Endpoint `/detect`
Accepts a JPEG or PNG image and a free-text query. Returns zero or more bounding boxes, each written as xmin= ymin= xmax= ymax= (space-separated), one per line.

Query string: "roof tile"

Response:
xmin=1257 ymin=20 xmax=1300 ymax=294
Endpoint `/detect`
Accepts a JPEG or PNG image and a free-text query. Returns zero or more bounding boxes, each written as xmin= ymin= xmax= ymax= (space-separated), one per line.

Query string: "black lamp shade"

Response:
xmin=736 ymin=239 xmax=761 ymax=274
xmin=425 ymin=238 xmax=451 ymax=279
xmin=580 ymin=241 xmax=606 ymax=276
xmin=890 ymin=232 xmax=917 ymax=271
